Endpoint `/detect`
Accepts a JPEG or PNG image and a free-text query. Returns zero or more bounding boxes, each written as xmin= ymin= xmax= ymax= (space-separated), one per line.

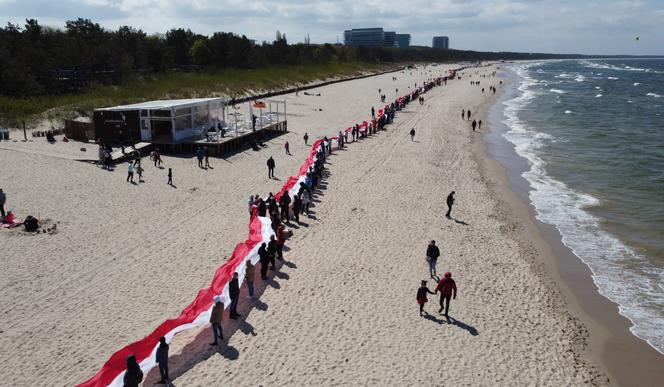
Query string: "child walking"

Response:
xmin=416 ymin=280 xmax=435 ymax=316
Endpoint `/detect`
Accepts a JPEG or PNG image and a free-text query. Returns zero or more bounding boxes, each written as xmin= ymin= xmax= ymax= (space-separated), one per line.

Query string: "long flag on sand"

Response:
xmin=78 ymin=73 xmax=453 ymax=386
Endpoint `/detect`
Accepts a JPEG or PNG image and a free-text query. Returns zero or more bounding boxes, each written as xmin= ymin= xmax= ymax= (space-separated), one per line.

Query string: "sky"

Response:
xmin=1 ymin=0 xmax=663 ymax=55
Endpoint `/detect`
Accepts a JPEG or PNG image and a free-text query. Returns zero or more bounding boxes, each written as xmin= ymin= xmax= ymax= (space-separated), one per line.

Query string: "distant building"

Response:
xmin=432 ymin=36 xmax=449 ymax=49
xmin=344 ymin=28 xmax=411 ymax=48
xmin=344 ymin=28 xmax=385 ymax=47
xmin=395 ymin=34 xmax=411 ymax=48
xmin=384 ymin=31 xmax=397 ymax=47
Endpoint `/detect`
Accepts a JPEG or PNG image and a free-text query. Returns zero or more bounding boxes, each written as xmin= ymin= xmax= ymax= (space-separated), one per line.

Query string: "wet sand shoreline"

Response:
xmin=480 ymin=67 xmax=664 ymax=386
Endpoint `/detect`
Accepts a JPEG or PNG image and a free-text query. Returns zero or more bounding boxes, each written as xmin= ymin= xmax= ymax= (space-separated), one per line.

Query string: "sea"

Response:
xmin=492 ymin=59 xmax=664 ymax=354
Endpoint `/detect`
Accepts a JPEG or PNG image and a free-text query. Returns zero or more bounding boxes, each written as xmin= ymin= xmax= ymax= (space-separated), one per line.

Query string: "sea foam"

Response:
xmin=502 ymin=63 xmax=664 ymax=355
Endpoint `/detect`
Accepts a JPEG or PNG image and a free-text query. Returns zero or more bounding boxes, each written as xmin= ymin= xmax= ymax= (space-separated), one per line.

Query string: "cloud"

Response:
xmin=0 ymin=0 xmax=662 ymax=54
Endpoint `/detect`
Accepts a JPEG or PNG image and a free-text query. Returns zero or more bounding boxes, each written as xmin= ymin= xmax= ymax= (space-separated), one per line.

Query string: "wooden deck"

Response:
xmin=110 ymin=142 xmax=152 ymax=162
xmin=152 ymin=121 xmax=288 ymax=155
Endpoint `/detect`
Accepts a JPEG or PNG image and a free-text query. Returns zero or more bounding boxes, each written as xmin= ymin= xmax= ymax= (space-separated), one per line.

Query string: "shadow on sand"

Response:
xmin=423 ymin=314 xmax=479 ymax=336
xmin=448 ymin=216 xmax=469 ymax=226
xmin=143 ymin=259 xmax=291 ymax=385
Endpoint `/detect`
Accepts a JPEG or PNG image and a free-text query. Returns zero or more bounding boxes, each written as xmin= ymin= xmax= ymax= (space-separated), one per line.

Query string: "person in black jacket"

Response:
xmin=257 ymin=198 xmax=267 ymax=217
xmin=123 ymin=355 xmax=143 ymax=387
xmin=267 ymin=156 xmax=276 ymax=178
xmin=0 ymin=189 xmax=6 ymax=218
xmin=155 ymin=336 xmax=169 ymax=384
xmin=267 ymin=235 xmax=277 ymax=270
xmin=279 ymin=193 xmax=291 ymax=224
xmin=446 ymin=191 xmax=455 ymax=218
xmin=426 ymin=240 xmax=441 ymax=278
xmin=229 ymin=272 xmax=241 ymax=319
xmin=258 ymin=243 xmax=270 ymax=280
xmin=416 ymin=280 xmax=435 ymax=316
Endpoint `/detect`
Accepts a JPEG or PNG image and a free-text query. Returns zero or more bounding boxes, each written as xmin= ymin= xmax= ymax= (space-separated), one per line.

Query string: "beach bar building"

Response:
xmin=94 ymin=97 xmax=288 ymax=155
xmin=93 ymin=97 xmax=225 ymax=144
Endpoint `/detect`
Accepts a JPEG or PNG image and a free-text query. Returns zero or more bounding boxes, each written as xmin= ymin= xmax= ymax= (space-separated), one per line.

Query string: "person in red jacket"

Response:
xmin=276 ymin=224 xmax=287 ymax=260
xmin=435 ymin=272 xmax=457 ymax=317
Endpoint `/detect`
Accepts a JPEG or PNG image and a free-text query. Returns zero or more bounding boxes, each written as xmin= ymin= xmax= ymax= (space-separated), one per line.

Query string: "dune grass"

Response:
xmin=0 ymin=62 xmax=392 ymax=126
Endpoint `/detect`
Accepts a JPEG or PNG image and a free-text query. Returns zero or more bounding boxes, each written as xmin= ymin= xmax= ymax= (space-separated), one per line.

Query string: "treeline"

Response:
xmin=1 ymin=18 xmax=585 ymax=97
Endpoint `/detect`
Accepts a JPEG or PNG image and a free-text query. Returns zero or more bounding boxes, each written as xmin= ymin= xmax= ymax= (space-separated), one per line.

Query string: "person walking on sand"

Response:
xmin=0 ymin=189 xmax=6 ymax=218
xmin=410 ymin=128 xmax=416 ymax=141
xmin=229 ymin=272 xmax=241 ymax=319
xmin=303 ymin=132 xmax=309 ymax=146
xmin=137 ymin=163 xmax=144 ymax=183
xmin=258 ymin=242 xmax=270 ymax=280
xmin=155 ymin=336 xmax=169 ymax=384
xmin=167 ymin=168 xmax=173 ymax=186
xmin=467 ymin=109 xmax=471 ymax=120
xmin=461 ymin=109 xmax=465 ymax=120
xmin=155 ymin=150 xmax=163 ymax=167
xmin=417 ymin=280 xmax=435 ymax=316
xmin=267 ymin=156 xmax=276 ymax=179
xmin=284 ymin=141 xmax=291 ymax=155
xmin=426 ymin=240 xmax=440 ymax=278
xmin=126 ymin=162 xmax=134 ymax=183
xmin=446 ymin=191 xmax=455 ymax=218
xmin=478 ymin=119 xmax=483 ymax=130
xmin=123 ymin=355 xmax=143 ymax=387
xmin=209 ymin=296 xmax=224 ymax=345
xmin=204 ymin=148 xmax=210 ymax=168
xmin=245 ymin=260 xmax=256 ymax=298
xmin=471 ymin=120 xmax=477 ymax=132
xmin=371 ymin=106 xmax=375 ymax=118
xmin=196 ymin=147 xmax=204 ymax=168
xmin=435 ymin=272 xmax=457 ymax=316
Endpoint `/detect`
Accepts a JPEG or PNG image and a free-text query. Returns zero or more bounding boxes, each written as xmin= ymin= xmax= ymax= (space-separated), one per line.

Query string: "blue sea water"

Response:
xmin=502 ymin=59 xmax=664 ymax=354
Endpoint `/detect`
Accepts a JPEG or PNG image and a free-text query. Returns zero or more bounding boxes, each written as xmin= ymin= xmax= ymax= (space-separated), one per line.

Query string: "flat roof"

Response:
xmin=95 ymin=97 xmax=225 ymax=112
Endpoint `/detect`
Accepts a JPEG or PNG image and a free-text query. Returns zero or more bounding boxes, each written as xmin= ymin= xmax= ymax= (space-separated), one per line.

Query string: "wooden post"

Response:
xmin=234 ymin=112 xmax=238 ymax=137
xmin=23 ymin=121 xmax=27 ymax=141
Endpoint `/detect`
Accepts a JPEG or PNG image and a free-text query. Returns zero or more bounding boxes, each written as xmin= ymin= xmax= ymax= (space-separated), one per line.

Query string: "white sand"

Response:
xmin=0 ymin=65 xmax=604 ymax=386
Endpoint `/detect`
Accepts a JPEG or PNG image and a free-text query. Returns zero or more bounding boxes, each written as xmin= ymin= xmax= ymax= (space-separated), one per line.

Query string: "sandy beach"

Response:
xmin=1 ymin=64 xmax=611 ymax=386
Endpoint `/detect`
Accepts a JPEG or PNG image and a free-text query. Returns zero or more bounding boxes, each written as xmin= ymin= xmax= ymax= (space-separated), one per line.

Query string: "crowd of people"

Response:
xmin=108 ymin=67 xmax=491 ymax=386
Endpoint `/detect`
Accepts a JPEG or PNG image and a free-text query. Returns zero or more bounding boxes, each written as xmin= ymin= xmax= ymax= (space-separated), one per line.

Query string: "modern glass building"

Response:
xmin=344 ymin=28 xmax=412 ymax=48
xmin=343 ymin=28 xmax=385 ymax=47
xmin=432 ymin=36 xmax=450 ymax=49
xmin=384 ymin=31 xmax=397 ymax=47
xmin=395 ymin=34 xmax=411 ymax=48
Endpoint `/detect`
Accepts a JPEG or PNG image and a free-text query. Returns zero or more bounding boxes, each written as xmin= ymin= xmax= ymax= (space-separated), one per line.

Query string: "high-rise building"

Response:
xmin=384 ymin=31 xmax=397 ymax=47
xmin=395 ymin=34 xmax=411 ymax=48
xmin=432 ymin=36 xmax=449 ymax=49
xmin=344 ymin=28 xmax=385 ymax=47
